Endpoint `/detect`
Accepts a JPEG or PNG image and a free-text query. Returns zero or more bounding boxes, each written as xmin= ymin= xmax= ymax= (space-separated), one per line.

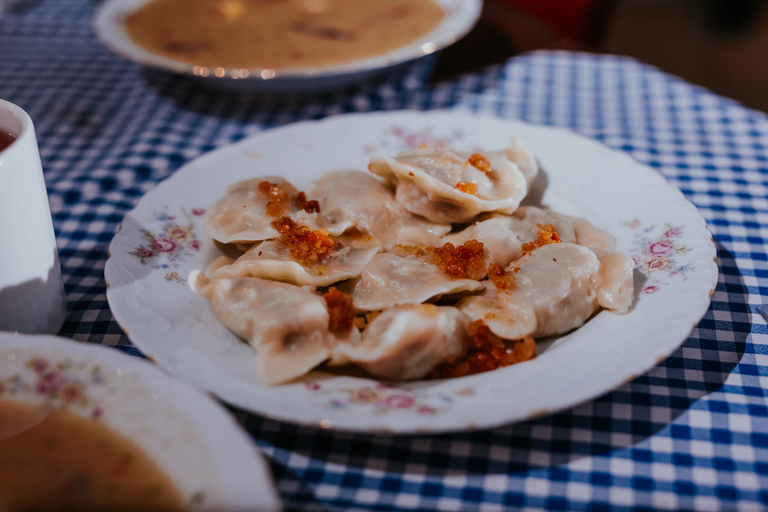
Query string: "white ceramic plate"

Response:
xmin=105 ymin=110 xmax=717 ymax=434
xmin=93 ymin=0 xmax=481 ymax=94
xmin=0 ymin=332 xmax=281 ymax=511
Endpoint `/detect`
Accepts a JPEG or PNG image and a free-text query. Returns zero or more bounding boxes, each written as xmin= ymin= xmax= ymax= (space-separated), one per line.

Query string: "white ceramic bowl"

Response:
xmin=93 ymin=0 xmax=482 ymax=94
xmin=0 ymin=332 xmax=281 ymax=511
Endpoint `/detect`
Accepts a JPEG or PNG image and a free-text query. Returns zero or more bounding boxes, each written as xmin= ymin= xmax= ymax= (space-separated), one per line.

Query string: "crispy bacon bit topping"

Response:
xmin=392 ymin=239 xmax=486 ymax=280
xmin=322 ymin=287 xmax=356 ymax=333
xmin=296 ymin=191 xmax=321 ymax=213
xmin=271 ymin=217 xmax=337 ymax=266
xmin=466 ymin=153 xmax=492 ymax=173
xmin=258 ymin=181 xmax=292 ymax=217
xmin=455 ymin=181 xmax=478 ymax=195
xmin=520 ymin=224 xmax=561 ymax=257
xmin=488 ymin=263 xmax=516 ymax=291
xmin=430 ymin=320 xmax=536 ymax=379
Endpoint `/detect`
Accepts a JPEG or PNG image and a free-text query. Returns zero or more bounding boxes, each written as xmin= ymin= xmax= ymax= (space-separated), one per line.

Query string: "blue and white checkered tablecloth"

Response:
xmin=2 ymin=0 xmax=768 ymax=510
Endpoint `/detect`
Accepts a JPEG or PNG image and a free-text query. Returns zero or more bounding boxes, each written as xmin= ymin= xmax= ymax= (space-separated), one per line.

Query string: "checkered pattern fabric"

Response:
xmin=2 ymin=1 xmax=767 ymax=510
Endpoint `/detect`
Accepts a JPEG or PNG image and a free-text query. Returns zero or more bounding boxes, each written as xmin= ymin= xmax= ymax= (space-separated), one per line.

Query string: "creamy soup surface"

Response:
xmin=126 ymin=0 xmax=444 ymax=69
xmin=0 ymin=399 xmax=186 ymax=512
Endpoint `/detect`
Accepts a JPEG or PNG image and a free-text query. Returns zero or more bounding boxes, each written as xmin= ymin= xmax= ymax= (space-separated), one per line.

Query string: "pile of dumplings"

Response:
xmin=189 ymin=140 xmax=635 ymax=385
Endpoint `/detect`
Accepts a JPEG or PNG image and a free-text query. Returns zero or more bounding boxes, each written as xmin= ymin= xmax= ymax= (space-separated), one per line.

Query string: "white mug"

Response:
xmin=0 ymin=99 xmax=67 ymax=334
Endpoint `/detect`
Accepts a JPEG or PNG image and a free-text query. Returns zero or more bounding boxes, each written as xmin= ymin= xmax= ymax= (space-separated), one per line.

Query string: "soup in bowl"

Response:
xmin=0 ymin=333 xmax=280 ymax=511
xmin=93 ymin=0 xmax=482 ymax=92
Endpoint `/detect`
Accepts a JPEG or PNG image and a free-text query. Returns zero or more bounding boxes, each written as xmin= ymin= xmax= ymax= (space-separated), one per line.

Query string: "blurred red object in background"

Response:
xmin=489 ymin=0 xmax=617 ymax=50
xmin=432 ymin=0 xmax=617 ymax=81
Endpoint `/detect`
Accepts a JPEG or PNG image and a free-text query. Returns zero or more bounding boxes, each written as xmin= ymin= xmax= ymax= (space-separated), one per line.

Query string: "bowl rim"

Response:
xmin=93 ymin=0 xmax=483 ymax=83
xmin=0 ymin=332 xmax=282 ymax=511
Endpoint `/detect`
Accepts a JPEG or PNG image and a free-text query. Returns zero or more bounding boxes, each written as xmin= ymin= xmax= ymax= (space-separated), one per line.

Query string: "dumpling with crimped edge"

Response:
xmin=570 ymin=216 xmax=617 ymax=257
xmin=443 ymin=206 xmax=576 ymax=271
xmin=504 ymin=138 xmax=540 ymax=189
xmin=210 ymin=222 xmax=382 ymax=287
xmin=458 ymin=243 xmax=599 ymax=340
xmin=368 ymin=141 xmax=528 ymax=223
xmin=443 ymin=206 xmax=617 ymax=272
xmin=189 ymin=272 xmax=336 ymax=385
xmin=595 ymin=251 xmax=635 ymax=314
xmin=504 ymin=207 xmax=617 ymax=257
xmin=348 ymin=252 xmax=485 ymax=311
xmin=305 ymin=170 xmax=451 ymax=250
xmin=332 ymin=304 xmax=472 ymax=381
xmin=458 ymin=243 xmax=633 ymax=341
xmin=203 ymin=176 xmax=350 ymax=244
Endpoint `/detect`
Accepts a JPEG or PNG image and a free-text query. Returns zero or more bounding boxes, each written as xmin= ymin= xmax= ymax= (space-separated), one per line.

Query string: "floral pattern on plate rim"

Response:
xmin=130 ymin=207 xmax=206 ymax=283
xmin=623 ymin=219 xmax=693 ymax=294
xmin=0 ymin=355 xmax=106 ymax=419
xmin=302 ymin=380 xmax=477 ymax=415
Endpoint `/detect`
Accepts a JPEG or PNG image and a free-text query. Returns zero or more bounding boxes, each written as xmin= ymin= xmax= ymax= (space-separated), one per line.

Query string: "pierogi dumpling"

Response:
xmin=203 ymin=176 xmax=349 ymax=244
xmin=369 ymin=141 xmax=529 ymax=223
xmin=458 ymin=243 xmax=634 ymax=340
xmin=348 ymin=252 xmax=485 ymax=311
xmin=305 ymin=170 xmax=450 ymax=250
xmin=189 ymin=272 xmax=336 ymax=385
xmin=444 ymin=206 xmax=619 ymax=273
xmin=332 ymin=304 xmax=471 ymax=380
xmin=210 ymin=226 xmax=382 ymax=287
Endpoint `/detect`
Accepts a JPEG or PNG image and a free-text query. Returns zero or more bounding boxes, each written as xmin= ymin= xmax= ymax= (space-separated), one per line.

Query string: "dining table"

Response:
xmin=2 ymin=0 xmax=768 ymax=510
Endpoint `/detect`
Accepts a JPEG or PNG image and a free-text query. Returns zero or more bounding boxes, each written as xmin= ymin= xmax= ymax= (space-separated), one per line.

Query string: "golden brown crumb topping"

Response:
xmin=391 ymin=239 xmax=486 ymax=280
xmin=271 ymin=217 xmax=336 ymax=266
xmin=322 ymin=287 xmax=356 ymax=333
xmin=520 ymin=223 xmax=561 ymax=257
xmin=455 ymin=181 xmax=478 ymax=195
xmin=488 ymin=263 xmax=516 ymax=291
xmin=259 ymin=181 xmax=320 ymax=216
xmin=296 ymin=191 xmax=321 ymax=213
xmin=390 ymin=244 xmax=426 ymax=258
xmin=343 ymin=227 xmax=375 ymax=242
xmin=259 ymin=181 xmax=292 ymax=217
xmin=466 ymin=153 xmax=491 ymax=173
xmin=430 ymin=320 xmax=536 ymax=378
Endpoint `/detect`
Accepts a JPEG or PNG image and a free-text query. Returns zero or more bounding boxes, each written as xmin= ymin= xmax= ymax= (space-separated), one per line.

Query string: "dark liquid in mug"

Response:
xmin=0 ymin=131 xmax=16 ymax=152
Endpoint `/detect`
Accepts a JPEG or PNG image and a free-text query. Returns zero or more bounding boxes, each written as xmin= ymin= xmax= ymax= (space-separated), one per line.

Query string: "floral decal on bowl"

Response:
xmin=0 ymin=356 xmax=106 ymax=419
xmin=302 ymin=380 xmax=476 ymax=416
xmin=130 ymin=207 xmax=206 ymax=283
xmin=624 ymin=220 xmax=693 ymax=294
xmin=367 ymin=125 xmax=466 ymax=155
